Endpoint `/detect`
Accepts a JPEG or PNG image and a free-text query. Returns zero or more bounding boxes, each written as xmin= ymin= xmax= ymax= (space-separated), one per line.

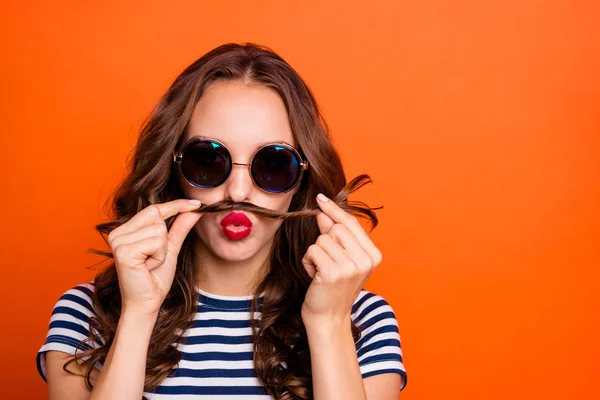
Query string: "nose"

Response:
xmin=223 ymin=162 xmax=254 ymax=203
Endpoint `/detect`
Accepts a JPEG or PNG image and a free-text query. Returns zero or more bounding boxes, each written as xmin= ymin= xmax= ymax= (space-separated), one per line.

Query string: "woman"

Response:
xmin=37 ymin=42 xmax=407 ymax=399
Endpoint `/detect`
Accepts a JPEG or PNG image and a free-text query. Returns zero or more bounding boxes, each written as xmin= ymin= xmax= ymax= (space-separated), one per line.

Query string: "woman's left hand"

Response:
xmin=301 ymin=193 xmax=383 ymax=328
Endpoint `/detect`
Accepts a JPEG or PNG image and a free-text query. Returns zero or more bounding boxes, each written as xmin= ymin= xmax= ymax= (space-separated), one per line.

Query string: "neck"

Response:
xmin=193 ymin=235 xmax=272 ymax=297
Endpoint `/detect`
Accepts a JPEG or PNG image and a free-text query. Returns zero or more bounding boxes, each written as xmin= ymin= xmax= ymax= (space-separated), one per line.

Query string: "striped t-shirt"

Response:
xmin=37 ymin=282 xmax=407 ymax=398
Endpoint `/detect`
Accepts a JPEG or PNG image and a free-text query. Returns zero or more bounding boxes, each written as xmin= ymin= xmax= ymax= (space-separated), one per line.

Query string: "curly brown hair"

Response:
xmin=64 ymin=42 xmax=380 ymax=399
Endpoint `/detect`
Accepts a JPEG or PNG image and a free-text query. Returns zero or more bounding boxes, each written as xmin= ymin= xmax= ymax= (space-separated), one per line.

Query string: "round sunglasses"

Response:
xmin=173 ymin=137 xmax=309 ymax=193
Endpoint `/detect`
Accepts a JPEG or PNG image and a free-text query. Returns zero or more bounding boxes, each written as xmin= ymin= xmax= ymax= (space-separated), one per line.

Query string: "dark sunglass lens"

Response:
xmin=181 ymin=141 xmax=231 ymax=187
xmin=252 ymin=145 xmax=301 ymax=193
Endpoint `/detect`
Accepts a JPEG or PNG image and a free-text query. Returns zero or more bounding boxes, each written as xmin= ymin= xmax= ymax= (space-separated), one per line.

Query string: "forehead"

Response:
xmin=183 ymin=80 xmax=295 ymax=151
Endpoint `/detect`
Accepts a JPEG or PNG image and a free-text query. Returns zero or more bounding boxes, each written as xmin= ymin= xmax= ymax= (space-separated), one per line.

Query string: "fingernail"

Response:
xmin=317 ymin=193 xmax=329 ymax=203
xmin=189 ymin=199 xmax=201 ymax=205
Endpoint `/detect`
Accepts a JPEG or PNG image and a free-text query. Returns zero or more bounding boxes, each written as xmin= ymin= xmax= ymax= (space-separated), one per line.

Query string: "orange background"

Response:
xmin=2 ymin=1 xmax=599 ymax=399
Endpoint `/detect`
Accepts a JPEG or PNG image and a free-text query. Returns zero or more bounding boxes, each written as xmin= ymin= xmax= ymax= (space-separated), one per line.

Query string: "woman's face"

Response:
xmin=178 ymin=79 xmax=297 ymax=262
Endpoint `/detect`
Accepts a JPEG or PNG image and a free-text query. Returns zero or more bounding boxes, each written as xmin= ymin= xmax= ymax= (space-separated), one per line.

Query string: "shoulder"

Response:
xmin=59 ymin=281 xmax=96 ymax=301
xmin=350 ymin=289 xmax=407 ymax=387
xmin=351 ymin=289 xmax=399 ymax=330
xmin=37 ymin=281 xmax=99 ymax=382
xmin=46 ymin=281 xmax=97 ymax=335
xmin=53 ymin=282 xmax=96 ymax=316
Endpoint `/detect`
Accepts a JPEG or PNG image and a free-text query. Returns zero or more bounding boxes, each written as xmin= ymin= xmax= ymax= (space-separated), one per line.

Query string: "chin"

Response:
xmin=213 ymin=240 xmax=264 ymax=262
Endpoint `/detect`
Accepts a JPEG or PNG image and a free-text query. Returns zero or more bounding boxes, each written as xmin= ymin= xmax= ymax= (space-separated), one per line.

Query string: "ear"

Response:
xmin=316 ymin=211 xmax=335 ymax=234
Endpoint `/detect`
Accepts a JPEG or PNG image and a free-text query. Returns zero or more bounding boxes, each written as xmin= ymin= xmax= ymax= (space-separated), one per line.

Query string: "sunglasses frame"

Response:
xmin=173 ymin=137 xmax=310 ymax=194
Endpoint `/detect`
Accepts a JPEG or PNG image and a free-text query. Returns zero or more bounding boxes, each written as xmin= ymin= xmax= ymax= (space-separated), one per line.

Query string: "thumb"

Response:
xmin=316 ymin=211 xmax=335 ymax=234
xmin=167 ymin=211 xmax=203 ymax=258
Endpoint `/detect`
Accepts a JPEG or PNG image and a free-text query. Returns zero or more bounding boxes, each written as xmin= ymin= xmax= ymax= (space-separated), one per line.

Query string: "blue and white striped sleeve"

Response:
xmin=36 ymin=282 xmax=102 ymax=382
xmin=352 ymin=290 xmax=407 ymax=390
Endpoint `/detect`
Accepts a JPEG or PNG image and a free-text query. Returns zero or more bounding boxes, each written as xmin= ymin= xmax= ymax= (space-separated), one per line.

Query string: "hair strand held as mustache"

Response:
xmin=86 ymin=175 xmax=382 ymax=261
xmin=194 ymin=174 xmax=382 ymax=230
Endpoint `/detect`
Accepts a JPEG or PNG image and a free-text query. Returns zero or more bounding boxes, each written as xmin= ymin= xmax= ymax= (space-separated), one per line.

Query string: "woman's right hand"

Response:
xmin=107 ymin=199 xmax=203 ymax=316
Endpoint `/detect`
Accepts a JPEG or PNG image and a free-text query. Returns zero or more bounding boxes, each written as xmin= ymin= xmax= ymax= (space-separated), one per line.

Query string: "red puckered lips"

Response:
xmin=220 ymin=212 xmax=253 ymax=241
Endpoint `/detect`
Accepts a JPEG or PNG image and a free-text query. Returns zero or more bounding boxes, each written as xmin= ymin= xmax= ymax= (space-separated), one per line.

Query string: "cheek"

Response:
xmin=193 ymin=214 xmax=216 ymax=237
xmin=262 ymin=190 xmax=295 ymax=212
xmin=179 ymin=179 xmax=225 ymax=205
xmin=256 ymin=193 xmax=294 ymax=230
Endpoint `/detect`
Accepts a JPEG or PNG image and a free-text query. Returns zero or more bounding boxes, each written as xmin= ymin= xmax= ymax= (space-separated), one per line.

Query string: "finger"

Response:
xmin=165 ymin=211 xmax=203 ymax=263
xmin=302 ymin=244 xmax=336 ymax=283
xmin=316 ymin=193 xmax=382 ymax=265
xmin=110 ymin=223 xmax=167 ymax=249
xmin=303 ymin=261 xmax=317 ymax=279
xmin=109 ymin=199 xmax=202 ymax=241
xmin=114 ymin=236 xmax=166 ymax=271
xmin=316 ymin=234 xmax=371 ymax=285
xmin=316 ymin=211 xmax=335 ymax=235
xmin=327 ymin=224 xmax=375 ymax=272
xmin=139 ymin=236 xmax=168 ymax=271
xmin=315 ymin=233 xmax=348 ymax=264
